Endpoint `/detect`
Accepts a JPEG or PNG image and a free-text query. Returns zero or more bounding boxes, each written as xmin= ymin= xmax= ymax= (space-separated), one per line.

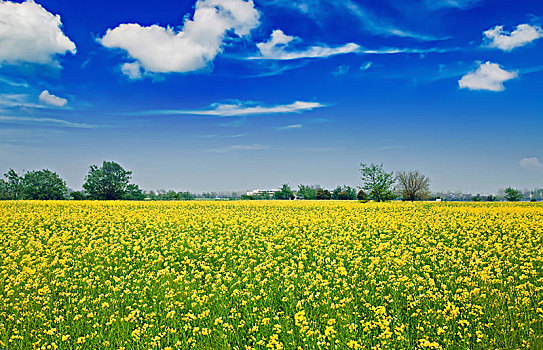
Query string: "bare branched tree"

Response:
xmin=396 ymin=170 xmax=430 ymax=201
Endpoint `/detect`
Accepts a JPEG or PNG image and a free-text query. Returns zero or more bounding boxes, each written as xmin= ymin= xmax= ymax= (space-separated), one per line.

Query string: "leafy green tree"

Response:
xmin=3 ymin=169 xmax=22 ymax=199
xmin=486 ymin=195 xmax=496 ymax=202
xmin=333 ymin=185 xmax=357 ymax=200
xmin=70 ymin=191 xmax=87 ymax=200
xmin=83 ymin=161 xmax=132 ymax=200
xmin=395 ymin=170 xmax=430 ymax=201
xmin=297 ymin=184 xmax=317 ymax=200
xmin=504 ymin=187 xmax=522 ymax=202
xmin=274 ymin=184 xmax=295 ymax=200
xmin=315 ymin=188 xmax=331 ymax=200
xmin=21 ymin=169 xmax=68 ymax=200
xmin=123 ymin=184 xmax=145 ymax=200
xmin=357 ymin=190 xmax=368 ymax=201
xmin=0 ymin=179 xmax=11 ymax=200
xmin=178 ymin=191 xmax=195 ymax=200
xmin=359 ymin=163 xmax=396 ymax=202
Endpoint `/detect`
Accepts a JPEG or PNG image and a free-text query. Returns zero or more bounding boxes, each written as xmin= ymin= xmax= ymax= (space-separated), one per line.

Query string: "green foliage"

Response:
xmin=315 ymin=188 xmax=331 ymax=200
xmin=504 ymin=187 xmax=522 ymax=202
xmin=332 ymin=185 xmax=357 ymax=200
xmin=2 ymin=169 xmax=22 ymax=199
xmin=297 ymin=184 xmax=317 ymax=200
xmin=359 ymin=163 xmax=396 ymax=202
xmin=357 ymin=190 xmax=368 ymax=201
xmin=178 ymin=191 xmax=195 ymax=200
xmin=486 ymin=195 xmax=496 ymax=202
xmin=274 ymin=184 xmax=295 ymax=200
xmin=123 ymin=184 xmax=145 ymax=200
xmin=70 ymin=191 xmax=87 ymax=200
xmin=21 ymin=169 xmax=68 ymax=200
xmin=83 ymin=161 xmax=132 ymax=200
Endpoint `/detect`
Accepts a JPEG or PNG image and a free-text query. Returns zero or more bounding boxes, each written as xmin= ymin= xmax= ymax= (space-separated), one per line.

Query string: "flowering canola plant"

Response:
xmin=0 ymin=201 xmax=542 ymax=349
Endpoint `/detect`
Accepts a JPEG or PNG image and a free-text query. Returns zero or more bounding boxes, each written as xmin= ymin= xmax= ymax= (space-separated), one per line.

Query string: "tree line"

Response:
xmin=0 ymin=161 xmax=534 ymax=201
xmin=0 ymin=161 xmax=144 ymax=200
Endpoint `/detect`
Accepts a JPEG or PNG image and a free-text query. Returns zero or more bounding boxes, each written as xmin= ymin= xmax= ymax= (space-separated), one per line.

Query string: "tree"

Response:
xmin=395 ymin=170 xmax=431 ymax=201
xmin=359 ymin=163 xmax=396 ymax=202
xmin=333 ymin=185 xmax=357 ymax=200
xmin=357 ymin=190 xmax=368 ymax=201
xmin=0 ymin=179 xmax=11 ymax=200
xmin=83 ymin=161 xmax=132 ymax=200
xmin=315 ymin=188 xmax=331 ymax=200
xmin=3 ymin=169 xmax=22 ymax=199
xmin=21 ymin=169 xmax=68 ymax=200
xmin=274 ymin=184 xmax=295 ymax=200
xmin=297 ymin=184 xmax=317 ymax=200
xmin=504 ymin=187 xmax=522 ymax=202
xmin=123 ymin=184 xmax=145 ymax=200
xmin=178 ymin=191 xmax=195 ymax=200
xmin=70 ymin=191 xmax=87 ymax=200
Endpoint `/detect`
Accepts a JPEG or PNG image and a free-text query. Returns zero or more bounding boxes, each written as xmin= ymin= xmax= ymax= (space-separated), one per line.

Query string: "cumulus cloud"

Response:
xmin=143 ymin=100 xmax=326 ymax=116
xmin=458 ymin=62 xmax=518 ymax=91
xmin=249 ymin=30 xmax=359 ymax=60
xmin=0 ymin=0 xmax=76 ymax=66
xmin=484 ymin=24 xmax=543 ymax=51
xmin=519 ymin=157 xmax=543 ymax=171
xmin=99 ymin=0 xmax=260 ymax=77
xmin=39 ymin=90 xmax=67 ymax=107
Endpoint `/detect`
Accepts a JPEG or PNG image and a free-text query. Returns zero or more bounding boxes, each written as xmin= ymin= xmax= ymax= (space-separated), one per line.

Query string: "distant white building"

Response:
xmin=246 ymin=189 xmax=279 ymax=197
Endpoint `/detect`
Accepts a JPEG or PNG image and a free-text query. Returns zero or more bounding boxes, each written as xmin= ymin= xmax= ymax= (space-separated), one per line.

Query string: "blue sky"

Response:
xmin=0 ymin=0 xmax=542 ymax=193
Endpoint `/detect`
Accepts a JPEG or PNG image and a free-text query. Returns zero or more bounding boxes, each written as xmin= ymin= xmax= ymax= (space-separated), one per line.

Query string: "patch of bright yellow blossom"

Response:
xmin=0 ymin=201 xmax=542 ymax=349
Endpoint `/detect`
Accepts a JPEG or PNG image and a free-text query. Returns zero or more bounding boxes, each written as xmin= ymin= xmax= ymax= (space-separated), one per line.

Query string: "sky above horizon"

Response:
xmin=1 ymin=0 xmax=542 ymax=194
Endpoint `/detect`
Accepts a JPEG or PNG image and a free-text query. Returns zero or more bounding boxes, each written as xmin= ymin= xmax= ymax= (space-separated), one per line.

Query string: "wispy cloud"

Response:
xmin=0 ymin=76 xmax=29 ymax=87
xmin=0 ymin=115 xmax=97 ymax=128
xmin=260 ymin=0 xmax=444 ymax=41
xmin=248 ymin=30 xmax=359 ymax=60
xmin=458 ymin=62 xmax=518 ymax=91
xmin=426 ymin=0 xmax=482 ymax=9
xmin=278 ymin=124 xmax=303 ymax=130
xmin=360 ymin=61 xmax=373 ymax=71
xmin=208 ymin=144 xmax=269 ymax=153
xmin=342 ymin=0 xmax=446 ymax=41
xmin=139 ymin=100 xmax=327 ymax=117
xmin=332 ymin=65 xmax=350 ymax=76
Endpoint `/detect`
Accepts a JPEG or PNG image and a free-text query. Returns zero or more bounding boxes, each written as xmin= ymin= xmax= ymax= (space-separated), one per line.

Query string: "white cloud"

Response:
xmin=360 ymin=61 xmax=373 ymax=71
xmin=143 ymin=100 xmax=326 ymax=116
xmin=0 ymin=0 xmax=76 ymax=66
xmin=121 ymin=62 xmax=143 ymax=79
xmin=250 ymin=30 xmax=359 ymax=60
xmin=278 ymin=124 xmax=303 ymax=130
xmin=99 ymin=0 xmax=260 ymax=77
xmin=0 ymin=115 xmax=95 ymax=128
xmin=484 ymin=24 xmax=543 ymax=51
xmin=39 ymin=90 xmax=67 ymax=107
xmin=458 ymin=62 xmax=518 ymax=92
xmin=519 ymin=157 xmax=543 ymax=171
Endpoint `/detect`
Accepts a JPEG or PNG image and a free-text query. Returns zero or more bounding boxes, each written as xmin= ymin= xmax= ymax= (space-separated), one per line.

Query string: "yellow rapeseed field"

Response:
xmin=0 ymin=201 xmax=542 ymax=349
